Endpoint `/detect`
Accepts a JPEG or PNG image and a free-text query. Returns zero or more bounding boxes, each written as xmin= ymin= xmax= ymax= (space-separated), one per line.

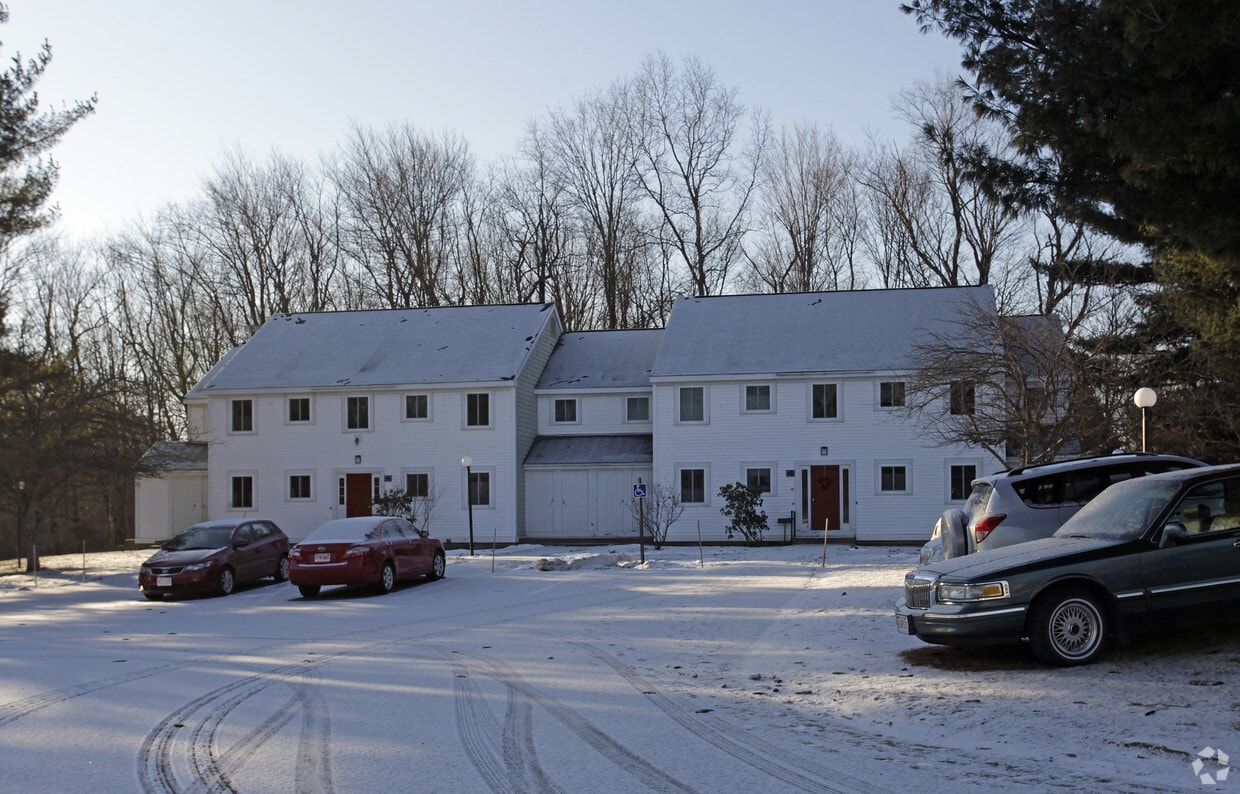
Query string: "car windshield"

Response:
xmin=164 ymin=526 xmax=233 ymax=550
xmin=1052 ymin=477 xmax=1183 ymax=541
xmin=300 ymin=520 xmax=380 ymax=544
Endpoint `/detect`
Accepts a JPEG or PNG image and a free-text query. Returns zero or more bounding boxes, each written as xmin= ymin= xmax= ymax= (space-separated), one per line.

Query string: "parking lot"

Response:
xmin=1 ymin=544 xmax=1236 ymax=792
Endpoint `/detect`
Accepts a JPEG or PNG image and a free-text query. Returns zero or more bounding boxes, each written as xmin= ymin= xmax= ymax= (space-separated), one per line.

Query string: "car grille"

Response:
xmin=904 ymin=573 xmax=936 ymax=610
xmin=149 ymin=566 xmax=184 ymax=575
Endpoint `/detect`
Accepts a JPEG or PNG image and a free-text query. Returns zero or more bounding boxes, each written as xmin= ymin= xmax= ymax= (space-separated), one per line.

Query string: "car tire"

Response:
xmin=298 ymin=584 xmax=321 ymax=598
xmin=376 ymin=561 xmax=396 ymax=594
xmin=143 ymin=592 xmax=163 ymax=601
xmin=273 ymin=555 xmax=290 ymax=582
xmin=1028 ymin=588 xmax=1107 ymax=666
xmin=941 ymin=509 xmax=969 ymax=559
xmin=216 ymin=566 xmax=236 ymax=597
xmin=427 ymin=550 xmax=446 ymax=580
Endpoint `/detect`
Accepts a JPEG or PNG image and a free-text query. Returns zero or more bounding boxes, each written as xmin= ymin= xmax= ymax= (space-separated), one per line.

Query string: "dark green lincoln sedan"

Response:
xmin=895 ymin=464 xmax=1240 ymax=665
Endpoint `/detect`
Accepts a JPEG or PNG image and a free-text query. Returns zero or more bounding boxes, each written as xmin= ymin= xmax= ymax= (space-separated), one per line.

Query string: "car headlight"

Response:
xmin=139 ymin=565 xmax=151 ymax=575
xmin=936 ymin=580 xmax=1009 ymax=603
xmin=184 ymin=561 xmax=216 ymax=572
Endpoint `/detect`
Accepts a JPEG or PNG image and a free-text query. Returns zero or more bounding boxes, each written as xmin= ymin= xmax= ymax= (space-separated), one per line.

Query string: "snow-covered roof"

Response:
xmin=185 ymin=304 xmax=560 ymax=396
xmin=536 ymin=330 xmax=663 ymax=390
xmin=652 ymin=286 xmax=995 ymax=378
xmin=525 ymin=434 xmax=653 ymax=466
xmin=138 ymin=441 xmax=208 ymax=473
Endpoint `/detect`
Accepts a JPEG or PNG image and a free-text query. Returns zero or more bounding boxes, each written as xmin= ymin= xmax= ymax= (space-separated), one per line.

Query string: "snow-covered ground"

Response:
xmin=1 ymin=543 xmax=1235 ymax=792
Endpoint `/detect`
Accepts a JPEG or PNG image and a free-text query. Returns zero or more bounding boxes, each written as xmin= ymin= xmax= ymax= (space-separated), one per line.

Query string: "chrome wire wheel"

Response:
xmin=1031 ymin=590 xmax=1106 ymax=666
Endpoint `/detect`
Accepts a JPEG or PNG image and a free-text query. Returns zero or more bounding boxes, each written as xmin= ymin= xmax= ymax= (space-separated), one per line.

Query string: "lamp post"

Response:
xmin=16 ymin=481 xmax=24 ymax=570
xmin=461 ymin=456 xmax=475 ymax=556
xmin=1134 ymin=387 xmax=1157 ymax=452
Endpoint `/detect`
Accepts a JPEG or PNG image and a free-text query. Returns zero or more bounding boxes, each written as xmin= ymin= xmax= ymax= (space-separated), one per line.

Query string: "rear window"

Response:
xmin=964 ymin=483 xmax=993 ymax=517
xmin=1013 ymin=474 xmax=1058 ymax=506
xmin=301 ymin=520 xmax=381 ymax=543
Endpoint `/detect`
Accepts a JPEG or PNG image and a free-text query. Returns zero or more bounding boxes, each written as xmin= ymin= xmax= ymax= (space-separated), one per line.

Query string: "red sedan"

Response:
xmin=288 ymin=516 xmax=445 ymax=597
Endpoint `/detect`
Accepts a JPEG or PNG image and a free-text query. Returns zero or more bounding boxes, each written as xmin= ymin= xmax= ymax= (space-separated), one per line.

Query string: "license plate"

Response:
xmin=157 ymin=576 xmax=172 ymax=587
xmin=314 ymin=553 xmax=331 ymax=563
xmin=895 ymin=614 xmax=910 ymax=635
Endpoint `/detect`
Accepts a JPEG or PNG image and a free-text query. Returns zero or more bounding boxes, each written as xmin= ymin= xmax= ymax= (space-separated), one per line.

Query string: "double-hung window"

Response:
xmin=405 ymin=394 xmax=429 ymax=420
xmin=680 ymin=468 xmax=706 ymax=504
xmin=744 ymin=384 xmax=772 ymax=413
xmin=231 ymin=399 xmax=254 ymax=433
xmin=346 ymin=396 xmax=370 ymax=430
xmin=678 ymin=387 xmax=705 ymax=423
xmin=811 ymin=383 xmax=838 ymax=419
xmin=466 ymin=393 xmax=491 ymax=427
xmin=554 ymin=398 xmax=578 ymax=424
xmin=879 ymin=382 xmax=906 ymax=408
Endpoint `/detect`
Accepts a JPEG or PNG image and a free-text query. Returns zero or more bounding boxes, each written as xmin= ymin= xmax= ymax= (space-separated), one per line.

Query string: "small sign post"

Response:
xmin=634 ymin=480 xmax=647 ymax=564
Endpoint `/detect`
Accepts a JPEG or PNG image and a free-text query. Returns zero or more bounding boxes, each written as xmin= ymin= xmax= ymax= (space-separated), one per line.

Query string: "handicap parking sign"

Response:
xmin=633 ymin=483 xmax=647 ymax=499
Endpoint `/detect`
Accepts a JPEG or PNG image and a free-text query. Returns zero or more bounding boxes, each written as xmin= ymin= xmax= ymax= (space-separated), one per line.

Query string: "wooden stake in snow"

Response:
xmin=697 ymin=520 xmax=703 ymax=567
xmin=821 ymin=518 xmax=829 ymax=568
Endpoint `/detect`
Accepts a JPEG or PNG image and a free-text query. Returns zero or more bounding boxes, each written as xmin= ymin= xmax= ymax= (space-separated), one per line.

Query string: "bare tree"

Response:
xmin=744 ymin=123 xmax=865 ymax=293
xmin=902 ymin=295 xmax=1111 ymax=465
xmin=546 ymin=81 xmax=645 ymax=328
xmin=334 ymin=123 xmax=473 ymax=308
xmin=625 ymin=482 xmax=685 ymax=549
xmin=860 ymin=76 xmax=1015 ymax=288
xmin=631 ymin=52 xmax=767 ymax=297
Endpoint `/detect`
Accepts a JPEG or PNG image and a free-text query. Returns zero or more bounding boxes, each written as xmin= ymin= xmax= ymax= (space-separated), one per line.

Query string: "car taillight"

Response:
xmin=344 ymin=546 xmax=367 ymax=558
xmin=974 ymin=514 xmax=1007 ymax=543
xmin=288 ymin=547 xmax=302 ymax=559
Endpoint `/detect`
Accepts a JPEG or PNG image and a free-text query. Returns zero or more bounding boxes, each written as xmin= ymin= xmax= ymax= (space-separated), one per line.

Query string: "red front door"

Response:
xmin=346 ymin=473 xmax=373 ymax=517
xmin=809 ymin=465 xmax=841 ymax=534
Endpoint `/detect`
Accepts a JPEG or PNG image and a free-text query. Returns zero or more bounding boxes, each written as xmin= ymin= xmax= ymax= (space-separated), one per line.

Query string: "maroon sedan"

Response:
xmin=139 ymin=518 xmax=290 ymax=600
xmin=288 ymin=516 xmax=446 ymax=597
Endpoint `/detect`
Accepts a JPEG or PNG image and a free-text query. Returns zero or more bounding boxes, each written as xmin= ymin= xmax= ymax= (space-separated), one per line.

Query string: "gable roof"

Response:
xmin=536 ymin=330 xmax=663 ymax=390
xmin=525 ymin=434 xmax=653 ymax=466
xmin=652 ymin=286 xmax=995 ymax=377
xmin=186 ymin=303 xmax=560 ymax=396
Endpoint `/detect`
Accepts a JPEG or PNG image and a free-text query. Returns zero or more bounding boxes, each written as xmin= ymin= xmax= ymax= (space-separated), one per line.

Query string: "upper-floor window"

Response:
xmin=950 ymin=381 xmax=976 ymax=416
xmin=405 ymin=394 xmax=429 ymax=420
xmin=678 ymin=387 xmax=705 ymax=423
xmin=811 ymin=383 xmax=838 ymax=420
xmin=744 ymin=384 xmax=772 ymax=413
xmin=288 ymin=397 xmax=311 ymax=423
xmin=626 ymin=396 xmax=650 ymax=422
xmin=231 ymin=399 xmax=254 ymax=432
xmin=466 ymin=393 xmax=491 ymax=427
xmin=346 ymin=396 xmax=370 ymax=430
xmin=879 ymin=381 xmax=906 ymax=408
xmin=554 ymin=398 xmax=578 ymax=424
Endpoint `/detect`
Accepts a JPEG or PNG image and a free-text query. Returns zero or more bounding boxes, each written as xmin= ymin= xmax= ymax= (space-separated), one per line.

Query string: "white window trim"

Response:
xmin=676 ymin=463 xmax=711 ymax=505
xmin=284 ymin=469 xmax=316 ymax=502
xmin=228 ymin=398 xmax=256 ymax=435
xmin=401 ymin=392 xmax=433 ymax=423
xmin=741 ymin=383 xmax=775 ymax=415
xmin=875 ymin=380 xmax=907 ymax=411
xmin=463 ymin=392 xmax=494 ymax=430
xmin=741 ymin=461 xmax=776 ymax=494
xmin=552 ymin=397 xmax=580 ymax=425
xmin=227 ymin=470 xmax=258 ymax=511
xmin=875 ymin=460 xmax=913 ymax=495
xmin=676 ymin=386 xmax=709 ymax=425
xmin=808 ymin=382 xmax=843 ymax=422
xmin=285 ymin=395 xmax=315 ymax=426
xmin=462 ymin=466 xmax=496 ymax=509
xmin=623 ymin=395 xmax=652 ymax=424
xmin=343 ymin=394 xmax=373 ymax=433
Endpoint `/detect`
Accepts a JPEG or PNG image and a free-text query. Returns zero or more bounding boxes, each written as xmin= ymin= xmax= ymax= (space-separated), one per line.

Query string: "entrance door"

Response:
xmin=346 ymin=473 xmax=373 ymax=517
xmin=808 ymin=465 xmax=841 ymax=534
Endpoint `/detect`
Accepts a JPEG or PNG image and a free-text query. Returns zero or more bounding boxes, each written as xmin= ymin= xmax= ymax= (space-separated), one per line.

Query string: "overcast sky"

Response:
xmin=7 ymin=1 xmax=965 ymax=240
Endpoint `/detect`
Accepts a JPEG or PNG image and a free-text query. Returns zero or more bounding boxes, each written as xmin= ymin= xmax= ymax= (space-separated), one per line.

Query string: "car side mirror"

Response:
xmin=1160 ymin=523 xmax=1187 ymax=549
xmin=233 ymin=539 xmax=250 ymax=549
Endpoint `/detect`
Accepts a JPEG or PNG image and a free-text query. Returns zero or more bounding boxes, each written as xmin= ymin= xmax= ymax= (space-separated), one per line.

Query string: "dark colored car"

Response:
xmin=896 ymin=464 xmax=1240 ymax=665
xmin=921 ymin=452 xmax=1204 ymax=564
xmin=139 ymin=518 xmax=291 ymax=600
xmin=288 ymin=516 xmax=446 ymax=597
